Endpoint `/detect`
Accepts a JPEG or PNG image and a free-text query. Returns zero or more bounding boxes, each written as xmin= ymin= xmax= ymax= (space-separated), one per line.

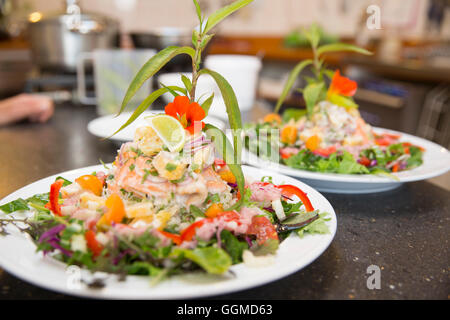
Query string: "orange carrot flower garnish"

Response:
xmin=165 ymin=96 xmax=206 ymax=134
xmin=327 ymin=70 xmax=357 ymax=97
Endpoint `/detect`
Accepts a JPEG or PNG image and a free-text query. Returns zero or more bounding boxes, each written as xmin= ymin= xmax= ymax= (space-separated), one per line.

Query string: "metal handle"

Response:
xmin=65 ymin=0 xmax=81 ymax=30
xmin=76 ymin=52 xmax=96 ymax=105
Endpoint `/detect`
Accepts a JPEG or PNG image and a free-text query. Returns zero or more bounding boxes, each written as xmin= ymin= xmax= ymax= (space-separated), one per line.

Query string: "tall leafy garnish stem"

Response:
xmin=112 ymin=0 xmax=254 ymax=211
xmin=273 ymin=25 xmax=372 ymax=115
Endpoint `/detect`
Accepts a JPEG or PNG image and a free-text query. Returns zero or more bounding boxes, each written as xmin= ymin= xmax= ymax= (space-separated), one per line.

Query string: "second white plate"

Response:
xmin=88 ymin=111 xmax=226 ymax=146
xmin=242 ymin=127 xmax=450 ymax=194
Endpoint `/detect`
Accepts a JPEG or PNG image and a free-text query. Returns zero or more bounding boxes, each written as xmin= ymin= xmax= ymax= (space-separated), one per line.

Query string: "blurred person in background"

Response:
xmin=0 ymin=93 xmax=54 ymax=126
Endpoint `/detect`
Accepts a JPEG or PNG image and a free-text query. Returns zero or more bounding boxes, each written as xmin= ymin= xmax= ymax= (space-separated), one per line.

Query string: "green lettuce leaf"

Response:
xmin=297 ymin=213 xmax=331 ymax=238
xmin=173 ymin=247 xmax=232 ymax=274
xmin=220 ymin=230 xmax=248 ymax=264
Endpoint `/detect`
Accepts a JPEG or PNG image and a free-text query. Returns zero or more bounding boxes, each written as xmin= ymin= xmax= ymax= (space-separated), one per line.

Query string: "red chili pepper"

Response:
xmin=276 ymin=184 xmax=315 ymax=212
xmin=158 ymin=230 xmax=182 ymax=245
xmin=85 ymin=230 xmax=103 ymax=258
xmin=48 ymin=179 xmax=64 ymax=216
xmin=392 ymin=164 xmax=399 ymax=172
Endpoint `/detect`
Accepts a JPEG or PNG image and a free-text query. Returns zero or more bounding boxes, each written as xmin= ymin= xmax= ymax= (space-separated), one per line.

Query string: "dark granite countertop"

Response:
xmin=0 ymin=103 xmax=448 ymax=300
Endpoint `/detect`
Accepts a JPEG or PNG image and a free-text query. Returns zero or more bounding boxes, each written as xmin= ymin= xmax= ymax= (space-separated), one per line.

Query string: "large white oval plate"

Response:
xmin=242 ymin=127 xmax=450 ymax=194
xmin=0 ymin=165 xmax=336 ymax=299
xmin=87 ymin=111 xmax=225 ymax=146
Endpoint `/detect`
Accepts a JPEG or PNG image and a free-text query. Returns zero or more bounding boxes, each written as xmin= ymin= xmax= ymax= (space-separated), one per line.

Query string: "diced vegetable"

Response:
xmin=75 ymin=175 xmax=104 ymax=196
xmin=205 ymin=203 xmax=224 ymax=218
xmin=48 ymin=180 xmax=64 ymax=216
xmin=84 ymin=230 xmax=103 ymax=257
xmin=271 ymin=199 xmax=286 ymax=221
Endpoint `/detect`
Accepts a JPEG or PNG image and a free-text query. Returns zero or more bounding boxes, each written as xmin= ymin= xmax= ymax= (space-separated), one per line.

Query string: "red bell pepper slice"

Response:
xmin=48 ymin=179 xmax=64 ymax=216
xmin=178 ymin=211 xmax=242 ymax=244
xmin=375 ymin=138 xmax=391 ymax=146
xmin=180 ymin=219 xmax=210 ymax=243
xmin=276 ymin=184 xmax=315 ymax=212
xmin=249 ymin=182 xmax=315 ymax=212
xmin=382 ymin=132 xmax=401 ymax=140
xmin=85 ymin=230 xmax=103 ymax=258
xmin=158 ymin=230 xmax=182 ymax=245
xmin=280 ymin=148 xmax=298 ymax=159
xmin=312 ymin=146 xmax=337 ymax=157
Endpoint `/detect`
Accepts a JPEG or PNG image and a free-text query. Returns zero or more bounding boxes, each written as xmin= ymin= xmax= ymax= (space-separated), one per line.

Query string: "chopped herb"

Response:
xmin=165 ymin=163 xmax=177 ymax=172
xmin=189 ymin=205 xmax=206 ymax=218
xmin=170 ymin=175 xmax=186 ymax=184
xmin=141 ymin=169 xmax=151 ymax=183
xmin=130 ymin=147 xmax=144 ymax=157
xmin=129 ymin=164 xmax=135 ymax=171
xmin=205 ymin=193 xmax=220 ymax=204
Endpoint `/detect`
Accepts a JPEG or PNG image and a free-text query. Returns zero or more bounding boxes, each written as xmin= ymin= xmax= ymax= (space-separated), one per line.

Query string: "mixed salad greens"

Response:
xmin=244 ymin=25 xmax=424 ymax=176
xmin=0 ymin=0 xmax=331 ymax=286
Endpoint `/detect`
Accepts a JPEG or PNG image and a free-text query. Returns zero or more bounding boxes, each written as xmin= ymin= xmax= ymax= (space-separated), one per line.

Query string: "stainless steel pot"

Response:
xmin=130 ymin=28 xmax=191 ymax=51
xmin=27 ymin=1 xmax=119 ymax=72
xmin=130 ymin=28 xmax=196 ymax=72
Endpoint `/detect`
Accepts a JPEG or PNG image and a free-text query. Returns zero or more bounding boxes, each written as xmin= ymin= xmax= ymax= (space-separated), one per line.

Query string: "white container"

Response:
xmin=204 ymin=54 xmax=262 ymax=112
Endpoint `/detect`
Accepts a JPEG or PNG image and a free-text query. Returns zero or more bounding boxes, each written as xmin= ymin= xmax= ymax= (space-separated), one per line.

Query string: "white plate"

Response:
xmin=88 ymin=111 xmax=226 ymax=146
xmin=242 ymin=127 xmax=450 ymax=194
xmin=0 ymin=165 xmax=336 ymax=299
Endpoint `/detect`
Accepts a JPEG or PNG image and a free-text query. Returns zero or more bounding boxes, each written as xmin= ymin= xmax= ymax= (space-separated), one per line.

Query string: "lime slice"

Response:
xmin=147 ymin=115 xmax=186 ymax=153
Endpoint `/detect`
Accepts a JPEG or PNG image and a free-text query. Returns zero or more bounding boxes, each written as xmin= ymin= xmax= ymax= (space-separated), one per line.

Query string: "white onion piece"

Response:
xmin=271 ymin=199 xmax=286 ymax=221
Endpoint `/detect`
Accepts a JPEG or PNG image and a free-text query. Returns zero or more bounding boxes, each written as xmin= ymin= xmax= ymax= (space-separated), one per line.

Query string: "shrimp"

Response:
xmin=356 ymin=117 xmax=371 ymax=145
xmin=109 ymin=155 xmax=175 ymax=199
xmin=200 ymin=167 xmax=228 ymax=193
xmin=176 ymin=175 xmax=208 ymax=206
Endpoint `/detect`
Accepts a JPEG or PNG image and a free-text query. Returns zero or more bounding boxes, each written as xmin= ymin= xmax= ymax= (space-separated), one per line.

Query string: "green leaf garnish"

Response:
xmin=118 ymin=46 xmax=195 ymax=115
xmin=203 ymin=0 xmax=253 ymax=34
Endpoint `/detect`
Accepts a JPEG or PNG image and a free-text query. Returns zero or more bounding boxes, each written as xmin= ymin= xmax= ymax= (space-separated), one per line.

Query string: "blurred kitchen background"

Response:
xmin=0 ymin=0 xmax=449 ymax=154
